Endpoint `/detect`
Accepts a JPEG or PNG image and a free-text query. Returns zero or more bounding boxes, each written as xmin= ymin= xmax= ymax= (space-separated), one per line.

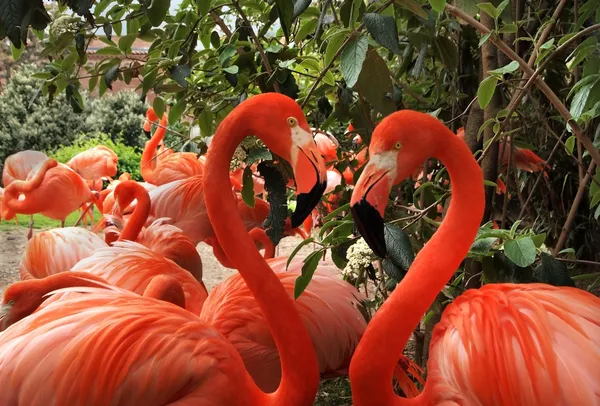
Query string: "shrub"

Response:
xmin=85 ymin=91 xmax=148 ymax=148
xmin=0 ymin=64 xmax=86 ymax=173
xmin=50 ymin=133 xmax=142 ymax=181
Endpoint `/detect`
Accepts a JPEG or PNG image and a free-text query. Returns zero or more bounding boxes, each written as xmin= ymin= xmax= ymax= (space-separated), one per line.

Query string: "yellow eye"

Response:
xmin=287 ymin=117 xmax=298 ymax=127
xmin=394 ymin=141 xmax=402 ymax=150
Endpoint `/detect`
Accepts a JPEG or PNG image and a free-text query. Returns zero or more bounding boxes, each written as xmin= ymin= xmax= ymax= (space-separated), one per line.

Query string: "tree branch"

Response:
xmin=445 ymin=4 xmax=600 ymax=169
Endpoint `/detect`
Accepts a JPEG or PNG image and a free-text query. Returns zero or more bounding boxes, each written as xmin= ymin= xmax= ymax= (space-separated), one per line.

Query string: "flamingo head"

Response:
xmin=0 ymin=281 xmax=45 ymax=331
xmin=350 ymin=111 xmax=440 ymax=257
xmin=113 ymin=180 xmax=142 ymax=214
xmin=248 ymin=94 xmax=327 ymax=228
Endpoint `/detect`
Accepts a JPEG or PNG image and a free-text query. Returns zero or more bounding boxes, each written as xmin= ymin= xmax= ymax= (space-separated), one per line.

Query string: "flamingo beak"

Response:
xmin=143 ymin=119 xmax=152 ymax=137
xmin=0 ymin=303 xmax=11 ymax=331
xmin=350 ymin=160 xmax=392 ymax=258
xmin=291 ymin=139 xmax=327 ymax=228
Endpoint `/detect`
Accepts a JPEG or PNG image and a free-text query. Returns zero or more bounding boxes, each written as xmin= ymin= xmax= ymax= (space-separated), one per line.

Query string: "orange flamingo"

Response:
xmin=313 ymin=128 xmax=339 ymax=163
xmin=67 ymin=145 xmax=118 ymax=181
xmin=19 ymin=227 xmax=108 ymax=280
xmin=0 ymin=272 xmax=186 ymax=331
xmin=2 ymin=150 xmax=49 ymax=237
xmin=141 ymin=107 xmax=204 ymax=185
xmin=0 ymin=93 xmax=328 ymax=405
xmin=101 ymin=180 xmax=203 ymax=281
xmin=349 ymin=110 xmax=600 ymax=405
xmin=2 ymin=158 xmax=100 ymax=228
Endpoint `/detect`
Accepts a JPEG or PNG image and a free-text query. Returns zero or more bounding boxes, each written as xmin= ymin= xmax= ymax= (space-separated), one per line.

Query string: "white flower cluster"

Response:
xmin=343 ymin=238 xmax=376 ymax=277
xmin=50 ymin=16 xmax=81 ymax=39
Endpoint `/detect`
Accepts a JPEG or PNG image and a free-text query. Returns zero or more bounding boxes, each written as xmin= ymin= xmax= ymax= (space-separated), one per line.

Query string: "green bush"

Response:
xmin=0 ymin=64 xmax=86 ymax=173
xmin=85 ymin=91 xmax=148 ymax=148
xmin=50 ymin=133 xmax=142 ymax=181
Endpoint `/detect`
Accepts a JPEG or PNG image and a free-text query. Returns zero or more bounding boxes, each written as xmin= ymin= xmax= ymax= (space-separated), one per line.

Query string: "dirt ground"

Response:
xmin=0 ymin=228 xmax=316 ymax=295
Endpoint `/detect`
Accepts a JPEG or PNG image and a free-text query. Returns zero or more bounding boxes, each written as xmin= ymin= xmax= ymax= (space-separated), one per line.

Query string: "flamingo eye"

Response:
xmin=8 ymin=300 xmax=14 ymax=306
xmin=287 ymin=117 xmax=298 ymax=127
xmin=394 ymin=141 xmax=402 ymax=150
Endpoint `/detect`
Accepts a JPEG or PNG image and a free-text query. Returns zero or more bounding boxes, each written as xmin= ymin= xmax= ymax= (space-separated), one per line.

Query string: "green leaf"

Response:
xmin=0 ymin=0 xmax=51 ymax=48
xmin=477 ymin=2 xmax=498 ymax=19
xmin=340 ymin=35 xmax=368 ymax=88
xmin=325 ymin=30 xmax=348 ymax=67
xmin=477 ymin=76 xmax=498 ymax=109
xmin=356 ymin=49 xmax=395 ymax=116
xmin=469 ymin=237 xmax=497 ymax=257
xmin=496 ymin=0 xmax=509 ymax=16
xmin=504 ymin=237 xmax=536 ymax=267
xmin=286 ymin=237 xmax=315 ymax=270
xmin=75 ymin=32 xmax=85 ymax=59
xmin=565 ymin=135 xmax=576 ymax=155
xmin=590 ymin=190 xmax=600 ymax=209
xmin=489 ymin=61 xmax=519 ymax=75
xmin=61 ymin=52 xmax=78 ymax=70
xmin=384 ymin=223 xmax=415 ymax=271
xmin=294 ymin=250 xmax=323 ymax=299
xmin=210 ymin=31 xmax=220 ymax=48
xmin=170 ymin=64 xmax=191 ymax=88
xmin=88 ymin=74 xmax=98 ymax=92
xmin=499 ymin=23 xmax=517 ymax=34
xmin=198 ymin=109 xmax=212 ymax=137
xmin=118 ymin=34 xmax=137 ymax=52
xmin=570 ymin=79 xmax=598 ymax=118
xmin=197 ymin=0 xmax=211 ymax=16
xmin=94 ymin=46 xmax=122 ymax=56
xmin=219 ymin=45 xmax=237 ymax=65
xmin=429 ymin=0 xmax=446 ymax=14
xmin=104 ymin=63 xmax=120 ymax=90
xmin=530 ymin=233 xmax=546 ymax=248
xmin=534 ymin=253 xmax=575 ymax=287
xmin=433 ymin=36 xmax=458 ymax=71
xmin=363 ymin=13 xmax=401 ymax=55
xmin=478 ymin=33 xmax=491 ymax=47
xmin=295 ymin=18 xmax=318 ymax=43
xmin=147 ymin=0 xmax=171 ymax=26
xmin=241 ymin=165 xmax=256 ymax=208
xmin=275 ymin=0 xmax=294 ymax=42
xmin=168 ymin=99 xmax=187 ymax=123
xmin=293 ymin=0 xmax=312 ymax=19
xmin=153 ymin=96 xmax=166 ymax=119
xmin=395 ymin=0 xmax=428 ymax=19
xmin=223 ymin=65 xmax=239 ymax=74
xmin=258 ymin=161 xmax=288 ymax=246
xmin=540 ymin=38 xmax=555 ymax=50
xmin=483 ymin=179 xmax=498 ymax=188
xmin=382 ymin=259 xmax=405 ymax=280
xmin=103 ymin=22 xmax=112 ymax=42
xmin=322 ymin=202 xmax=351 ymax=222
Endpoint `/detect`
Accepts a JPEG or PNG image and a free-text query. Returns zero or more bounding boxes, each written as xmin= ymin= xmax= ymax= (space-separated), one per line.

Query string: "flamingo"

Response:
xmin=0 ymin=272 xmax=186 ymax=331
xmin=1 ymin=158 xmax=100 ymax=228
xmin=100 ymin=180 xmax=204 ymax=282
xmin=1 ymin=150 xmax=49 ymax=238
xmin=66 ymin=145 xmax=118 ymax=181
xmin=349 ymin=110 xmax=600 ymax=405
xmin=19 ymin=227 xmax=108 ymax=280
xmin=313 ymin=128 xmax=339 ymax=163
xmin=0 ymin=93 xmax=328 ymax=405
xmin=141 ymin=107 xmax=204 ymax=185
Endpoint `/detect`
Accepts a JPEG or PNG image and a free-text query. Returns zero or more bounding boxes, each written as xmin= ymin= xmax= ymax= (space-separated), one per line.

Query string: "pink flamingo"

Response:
xmin=141 ymin=108 xmax=204 ymax=185
xmin=2 ymin=150 xmax=49 ymax=237
xmin=67 ymin=145 xmax=118 ymax=181
xmin=349 ymin=110 xmax=600 ymax=405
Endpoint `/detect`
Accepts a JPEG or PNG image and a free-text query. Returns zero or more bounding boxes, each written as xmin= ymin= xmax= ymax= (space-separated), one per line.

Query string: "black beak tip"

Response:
xmin=291 ymin=180 xmax=327 ymax=228
xmin=351 ymin=200 xmax=387 ymax=258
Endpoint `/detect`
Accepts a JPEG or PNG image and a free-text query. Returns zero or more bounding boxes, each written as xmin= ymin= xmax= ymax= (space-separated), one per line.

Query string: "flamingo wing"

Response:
xmin=427 ymin=283 xmax=600 ymax=406
xmin=0 ymin=289 xmax=259 ymax=406
xmin=2 ymin=150 xmax=48 ymax=186
xmin=70 ymin=241 xmax=208 ymax=314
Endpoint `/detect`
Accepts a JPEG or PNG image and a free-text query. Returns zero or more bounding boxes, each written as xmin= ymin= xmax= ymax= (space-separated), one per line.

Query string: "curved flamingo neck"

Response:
xmin=6 ymin=159 xmax=57 ymax=195
xmin=141 ymin=115 xmax=168 ymax=182
xmin=117 ymin=184 xmax=151 ymax=243
xmin=2 ymin=272 xmax=107 ymax=330
xmin=203 ymin=102 xmax=319 ymax=404
xmin=350 ymin=124 xmax=485 ymax=405
xmin=143 ymin=275 xmax=186 ymax=308
xmin=248 ymin=228 xmax=276 ymax=259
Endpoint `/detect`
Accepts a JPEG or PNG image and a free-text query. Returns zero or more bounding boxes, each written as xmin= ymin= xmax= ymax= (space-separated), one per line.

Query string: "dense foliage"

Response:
xmin=2 ymin=0 xmax=599 ymax=377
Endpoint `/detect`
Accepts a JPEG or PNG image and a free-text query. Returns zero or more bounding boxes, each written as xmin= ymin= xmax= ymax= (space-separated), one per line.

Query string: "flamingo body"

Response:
xmin=19 ymin=227 xmax=108 ymax=280
xmin=67 ymin=145 xmax=118 ymax=181
xmin=427 ymin=283 xmax=600 ymax=405
xmin=70 ymin=241 xmax=208 ymax=314
xmin=0 ymin=289 xmax=262 ymax=406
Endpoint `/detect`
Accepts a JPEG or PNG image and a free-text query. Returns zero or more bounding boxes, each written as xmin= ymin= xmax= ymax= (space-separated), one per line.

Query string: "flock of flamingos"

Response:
xmin=0 ymin=93 xmax=598 ymax=405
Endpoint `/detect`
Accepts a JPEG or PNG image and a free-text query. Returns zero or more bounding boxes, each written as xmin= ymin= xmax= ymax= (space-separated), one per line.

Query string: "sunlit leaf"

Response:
xmin=504 ymin=237 xmax=536 ymax=267
xmin=477 ymin=75 xmax=498 ymax=109
xmin=340 ymin=34 xmax=368 ymax=88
